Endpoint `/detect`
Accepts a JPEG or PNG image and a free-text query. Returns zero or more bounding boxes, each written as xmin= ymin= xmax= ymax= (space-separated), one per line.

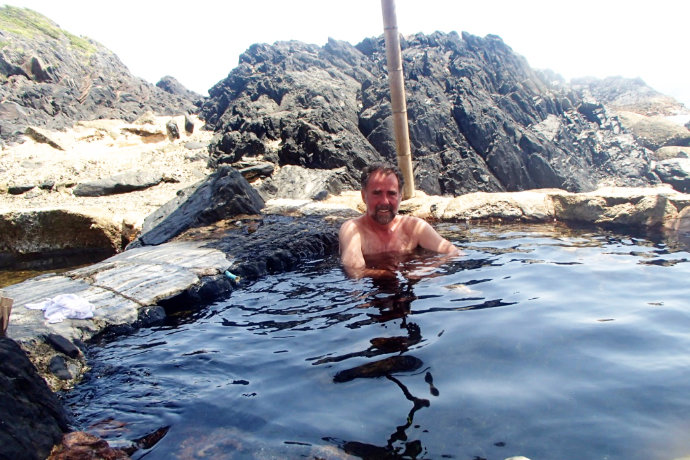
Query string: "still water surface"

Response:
xmin=64 ymin=223 xmax=690 ymax=459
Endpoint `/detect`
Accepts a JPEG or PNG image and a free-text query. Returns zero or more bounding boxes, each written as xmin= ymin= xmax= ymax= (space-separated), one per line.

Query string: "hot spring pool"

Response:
xmin=64 ymin=223 xmax=690 ymax=459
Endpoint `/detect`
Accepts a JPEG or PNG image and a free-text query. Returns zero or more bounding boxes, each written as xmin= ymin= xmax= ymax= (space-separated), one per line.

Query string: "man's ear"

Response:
xmin=361 ymin=189 xmax=366 ymax=203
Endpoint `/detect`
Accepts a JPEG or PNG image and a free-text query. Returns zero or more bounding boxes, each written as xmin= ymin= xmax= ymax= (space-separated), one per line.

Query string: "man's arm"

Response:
xmin=339 ymin=220 xmax=366 ymax=270
xmin=414 ymin=218 xmax=461 ymax=255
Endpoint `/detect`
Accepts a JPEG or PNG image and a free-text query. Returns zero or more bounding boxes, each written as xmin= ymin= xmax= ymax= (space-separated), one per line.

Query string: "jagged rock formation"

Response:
xmin=572 ymin=76 xmax=690 ymax=163
xmin=201 ymin=32 xmax=660 ymax=196
xmin=0 ymin=6 xmax=200 ymax=143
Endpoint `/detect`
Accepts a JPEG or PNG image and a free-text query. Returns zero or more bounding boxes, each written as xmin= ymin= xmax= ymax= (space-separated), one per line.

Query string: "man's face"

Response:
xmin=362 ymin=171 xmax=401 ymax=225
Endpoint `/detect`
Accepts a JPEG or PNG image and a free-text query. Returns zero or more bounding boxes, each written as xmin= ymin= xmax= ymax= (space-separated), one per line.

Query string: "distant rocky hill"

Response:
xmin=572 ymin=76 xmax=687 ymax=116
xmin=0 ymin=6 xmax=202 ymax=144
xmin=201 ymin=32 xmax=689 ymax=196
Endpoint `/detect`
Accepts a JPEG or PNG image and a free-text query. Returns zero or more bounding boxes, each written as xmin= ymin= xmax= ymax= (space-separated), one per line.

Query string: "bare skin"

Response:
xmin=339 ymin=170 xmax=460 ymax=278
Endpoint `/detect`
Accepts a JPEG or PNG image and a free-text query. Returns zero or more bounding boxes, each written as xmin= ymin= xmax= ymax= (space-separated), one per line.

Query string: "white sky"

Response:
xmin=4 ymin=0 xmax=690 ymax=107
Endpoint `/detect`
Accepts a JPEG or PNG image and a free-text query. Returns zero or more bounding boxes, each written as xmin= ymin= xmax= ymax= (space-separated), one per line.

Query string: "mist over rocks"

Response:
xmin=201 ymin=31 xmax=661 ymax=196
xmin=0 ymin=6 xmax=200 ymax=144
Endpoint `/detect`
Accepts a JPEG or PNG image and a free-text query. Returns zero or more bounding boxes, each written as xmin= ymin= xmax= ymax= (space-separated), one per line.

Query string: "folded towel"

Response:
xmin=25 ymin=293 xmax=95 ymax=323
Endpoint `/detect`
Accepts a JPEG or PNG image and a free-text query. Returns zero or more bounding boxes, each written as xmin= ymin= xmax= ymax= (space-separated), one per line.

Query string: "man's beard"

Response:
xmin=372 ymin=205 xmax=396 ymax=225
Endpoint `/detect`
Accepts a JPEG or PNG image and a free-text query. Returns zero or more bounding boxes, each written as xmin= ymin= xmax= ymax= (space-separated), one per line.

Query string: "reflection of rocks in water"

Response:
xmin=333 ymin=355 xmax=423 ymax=383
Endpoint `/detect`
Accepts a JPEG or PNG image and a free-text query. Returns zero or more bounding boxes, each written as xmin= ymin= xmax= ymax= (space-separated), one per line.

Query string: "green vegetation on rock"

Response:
xmin=0 ymin=6 xmax=96 ymax=54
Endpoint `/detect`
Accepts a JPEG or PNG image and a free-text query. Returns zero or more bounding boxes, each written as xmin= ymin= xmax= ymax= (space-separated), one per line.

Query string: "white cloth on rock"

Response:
xmin=25 ymin=293 xmax=95 ymax=323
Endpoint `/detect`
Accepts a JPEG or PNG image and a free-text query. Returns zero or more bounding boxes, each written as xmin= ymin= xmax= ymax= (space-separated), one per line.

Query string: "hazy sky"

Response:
xmin=4 ymin=0 xmax=690 ymax=107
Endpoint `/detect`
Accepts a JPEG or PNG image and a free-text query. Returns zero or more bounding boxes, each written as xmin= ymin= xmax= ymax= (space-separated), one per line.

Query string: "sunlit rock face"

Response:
xmin=201 ymin=32 xmax=661 ymax=196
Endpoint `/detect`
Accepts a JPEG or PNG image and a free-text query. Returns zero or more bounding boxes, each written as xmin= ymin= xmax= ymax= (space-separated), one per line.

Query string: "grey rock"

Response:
xmin=73 ymin=170 xmax=163 ymax=197
xmin=131 ymin=166 xmax=265 ymax=247
xmin=46 ymin=333 xmax=80 ymax=358
xmin=48 ymin=355 xmax=72 ymax=380
xmin=184 ymin=141 xmax=207 ymax=150
xmin=654 ymin=158 xmax=690 ymax=193
xmin=238 ymin=162 xmax=275 ymax=181
xmin=257 ymin=165 xmax=353 ymax=200
xmin=166 ymin=119 xmax=180 ymax=140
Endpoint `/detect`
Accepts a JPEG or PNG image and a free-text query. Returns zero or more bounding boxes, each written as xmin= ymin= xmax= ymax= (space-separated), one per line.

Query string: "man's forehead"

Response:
xmin=367 ymin=171 xmax=399 ymax=187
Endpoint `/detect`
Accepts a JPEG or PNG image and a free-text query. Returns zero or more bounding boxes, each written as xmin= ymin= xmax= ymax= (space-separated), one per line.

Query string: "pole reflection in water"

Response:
xmin=318 ymin=263 xmax=442 ymax=459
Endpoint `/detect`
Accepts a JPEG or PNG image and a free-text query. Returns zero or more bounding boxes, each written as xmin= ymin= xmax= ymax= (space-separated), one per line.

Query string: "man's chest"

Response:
xmin=360 ymin=223 xmax=417 ymax=255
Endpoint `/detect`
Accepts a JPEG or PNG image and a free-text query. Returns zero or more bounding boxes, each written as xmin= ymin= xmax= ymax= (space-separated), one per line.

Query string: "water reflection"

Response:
xmin=316 ymin=269 xmax=439 ymax=458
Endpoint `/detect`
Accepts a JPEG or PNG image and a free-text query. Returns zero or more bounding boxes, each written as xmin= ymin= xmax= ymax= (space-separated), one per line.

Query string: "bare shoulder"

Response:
xmin=399 ymin=215 xmax=431 ymax=232
xmin=339 ymin=217 xmax=363 ymax=235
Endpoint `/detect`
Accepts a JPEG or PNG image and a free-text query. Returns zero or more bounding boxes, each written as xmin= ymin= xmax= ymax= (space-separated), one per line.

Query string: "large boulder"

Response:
xmin=130 ymin=166 xmax=265 ymax=247
xmin=201 ymin=32 xmax=659 ymax=196
xmin=0 ymin=337 xmax=70 ymax=460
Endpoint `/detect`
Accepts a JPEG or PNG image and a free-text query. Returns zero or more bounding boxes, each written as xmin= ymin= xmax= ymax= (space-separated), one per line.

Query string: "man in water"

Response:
xmin=339 ymin=163 xmax=460 ymax=278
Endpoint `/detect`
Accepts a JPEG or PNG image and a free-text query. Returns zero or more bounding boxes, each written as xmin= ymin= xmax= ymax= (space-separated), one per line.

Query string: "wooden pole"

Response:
xmin=381 ymin=0 xmax=415 ymax=199
xmin=0 ymin=294 xmax=13 ymax=336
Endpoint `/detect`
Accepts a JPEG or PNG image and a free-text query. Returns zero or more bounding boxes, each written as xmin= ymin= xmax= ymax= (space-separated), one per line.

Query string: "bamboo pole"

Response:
xmin=0 ymin=293 xmax=12 ymax=336
xmin=381 ymin=0 xmax=415 ymax=199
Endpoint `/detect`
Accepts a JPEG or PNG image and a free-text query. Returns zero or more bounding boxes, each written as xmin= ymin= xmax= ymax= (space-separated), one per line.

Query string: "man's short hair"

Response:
xmin=361 ymin=163 xmax=404 ymax=191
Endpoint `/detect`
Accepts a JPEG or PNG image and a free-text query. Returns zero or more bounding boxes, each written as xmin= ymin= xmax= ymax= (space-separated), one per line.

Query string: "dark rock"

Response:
xmin=184 ymin=114 xmax=195 ymax=134
xmin=654 ymin=158 xmax=690 ymax=193
xmin=39 ymin=180 xmax=55 ymax=190
xmin=73 ymin=170 xmax=163 ymax=197
xmin=46 ymin=333 xmax=80 ymax=358
xmin=0 ymin=337 xmax=70 ymax=459
xmin=201 ymin=32 xmax=659 ymax=195
xmin=205 ymin=215 xmax=340 ymax=281
xmin=135 ymin=305 xmax=167 ymax=327
xmin=48 ymin=355 xmax=72 ymax=380
xmin=156 ymin=75 xmax=203 ymax=103
xmin=24 ymin=126 xmax=64 ymax=150
xmin=0 ymin=7 xmax=199 ymax=144
xmin=8 ymin=184 xmax=35 ymax=195
xmin=166 ymin=119 xmax=180 ymax=140
xmin=131 ymin=166 xmax=265 ymax=247
xmin=238 ymin=162 xmax=275 ymax=181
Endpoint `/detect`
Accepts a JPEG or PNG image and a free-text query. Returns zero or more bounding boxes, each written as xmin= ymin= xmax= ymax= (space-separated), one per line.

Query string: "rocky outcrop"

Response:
xmin=0 ymin=6 xmax=200 ymax=143
xmin=0 ymin=337 xmax=71 ymax=460
xmin=201 ymin=32 xmax=659 ymax=197
xmin=0 ymin=209 xmax=124 ymax=269
xmin=573 ymin=76 xmax=687 ymax=116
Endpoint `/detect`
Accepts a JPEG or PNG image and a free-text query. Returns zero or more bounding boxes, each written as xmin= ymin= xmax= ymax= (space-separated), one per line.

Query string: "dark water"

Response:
xmin=63 ymin=223 xmax=690 ymax=460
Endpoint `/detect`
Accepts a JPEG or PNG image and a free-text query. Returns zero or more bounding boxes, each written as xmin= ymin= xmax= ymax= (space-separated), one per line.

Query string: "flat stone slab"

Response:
xmin=4 ymin=241 xmax=231 ymax=347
